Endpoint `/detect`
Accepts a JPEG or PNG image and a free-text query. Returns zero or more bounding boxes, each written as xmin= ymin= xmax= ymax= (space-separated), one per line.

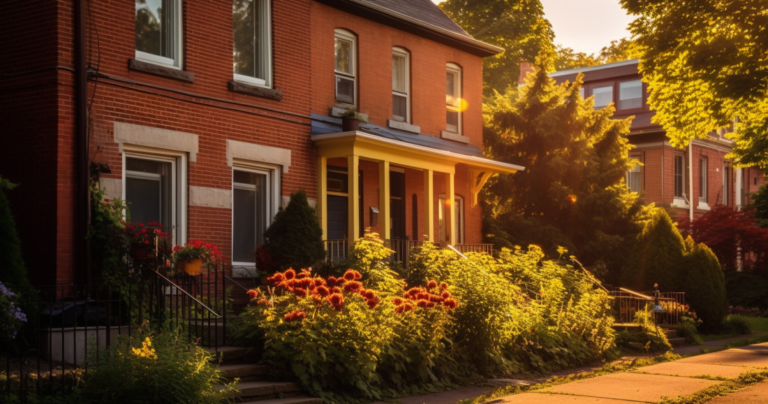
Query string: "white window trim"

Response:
xmin=392 ymin=47 xmax=410 ymax=123
xmin=455 ymin=195 xmax=465 ymax=244
xmin=618 ymin=80 xmax=643 ymax=110
xmin=334 ymin=29 xmax=357 ymax=106
xmin=592 ymin=85 xmax=614 ymax=109
xmin=134 ymin=0 xmax=183 ymax=69
xmin=232 ymin=0 xmax=272 ymax=88
xmin=231 ymin=162 xmax=281 ymax=268
xmin=446 ymin=63 xmax=462 ymax=135
xmin=121 ymin=145 xmax=188 ymax=245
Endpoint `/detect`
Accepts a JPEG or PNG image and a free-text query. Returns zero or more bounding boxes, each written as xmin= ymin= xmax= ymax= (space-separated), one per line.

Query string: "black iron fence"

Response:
xmin=608 ymin=287 xmax=686 ymax=326
xmin=2 ymin=261 xmax=232 ymax=401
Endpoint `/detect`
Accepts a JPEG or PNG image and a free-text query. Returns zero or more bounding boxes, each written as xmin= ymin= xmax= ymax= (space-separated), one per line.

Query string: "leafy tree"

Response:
xmin=682 ymin=237 xmax=728 ymax=331
xmin=554 ymin=45 xmax=600 ymax=71
xmin=439 ymin=0 xmax=554 ymax=95
xmin=621 ymin=0 xmax=768 ymax=169
xmin=750 ymin=183 xmax=768 ymax=228
xmin=483 ymin=58 xmax=644 ymax=284
xmin=263 ymin=190 xmax=325 ymax=272
xmin=555 ymin=38 xmax=640 ymax=71
xmin=679 ymin=205 xmax=768 ymax=271
xmin=621 ymin=208 xmax=687 ymax=291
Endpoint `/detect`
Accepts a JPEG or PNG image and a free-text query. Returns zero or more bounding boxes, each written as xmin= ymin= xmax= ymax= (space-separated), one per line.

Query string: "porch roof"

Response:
xmin=310 ymin=114 xmax=524 ymax=174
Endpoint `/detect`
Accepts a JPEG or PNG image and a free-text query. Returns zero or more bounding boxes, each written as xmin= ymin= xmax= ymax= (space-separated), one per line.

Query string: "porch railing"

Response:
xmin=607 ymin=287 xmax=686 ymax=326
xmin=323 ymin=240 xmax=495 ymax=268
xmin=455 ymin=244 xmax=494 ymax=255
xmin=2 ymin=260 xmax=231 ymax=401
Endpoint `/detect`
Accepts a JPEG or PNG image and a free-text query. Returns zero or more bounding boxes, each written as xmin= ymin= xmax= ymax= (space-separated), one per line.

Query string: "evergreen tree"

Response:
xmin=483 ymin=57 xmax=644 ymax=284
xmin=263 ymin=190 xmax=325 ymax=272
xmin=0 ymin=177 xmax=30 ymax=293
xmin=439 ymin=0 xmax=553 ymax=95
xmin=621 ymin=208 xmax=687 ymax=291
xmin=682 ymin=237 xmax=727 ymax=331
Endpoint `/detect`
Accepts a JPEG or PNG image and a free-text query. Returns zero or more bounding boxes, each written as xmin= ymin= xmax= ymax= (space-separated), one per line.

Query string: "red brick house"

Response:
xmin=0 ymin=0 xmax=521 ymax=286
xmin=543 ymin=60 xmax=766 ymax=220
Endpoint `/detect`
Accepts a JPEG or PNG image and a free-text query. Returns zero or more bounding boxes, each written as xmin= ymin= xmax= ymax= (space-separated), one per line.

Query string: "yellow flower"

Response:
xmin=132 ymin=337 xmax=158 ymax=360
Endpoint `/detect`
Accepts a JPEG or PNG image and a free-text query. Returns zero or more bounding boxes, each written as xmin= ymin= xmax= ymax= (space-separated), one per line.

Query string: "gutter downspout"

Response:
xmin=688 ymin=142 xmax=694 ymax=221
xmin=75 ymin=0 xmax=92 ymax=286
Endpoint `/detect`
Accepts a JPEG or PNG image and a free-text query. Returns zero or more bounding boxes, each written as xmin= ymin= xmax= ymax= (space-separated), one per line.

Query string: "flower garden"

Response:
xmin=234 ymin=232 xmax=618 ymax=402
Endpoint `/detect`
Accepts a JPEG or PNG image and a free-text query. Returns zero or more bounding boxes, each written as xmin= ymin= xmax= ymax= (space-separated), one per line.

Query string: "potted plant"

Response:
xmin=339 ymin=107 xmax=368 ymax=131
xmin=125 ymin=222 xmax=173 ymax=263
xmin=172 ymin=240 xmax=223 ymax=276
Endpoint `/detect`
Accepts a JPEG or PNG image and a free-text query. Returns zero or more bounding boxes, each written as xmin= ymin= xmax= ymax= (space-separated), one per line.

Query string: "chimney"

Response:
xmin=519 ymin=62 xmax=535 ymax=86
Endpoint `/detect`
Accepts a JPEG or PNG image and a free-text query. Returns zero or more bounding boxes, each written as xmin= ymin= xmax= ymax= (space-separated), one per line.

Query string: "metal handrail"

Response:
xmin=152 ymin=269 xmax=221 ymax=318
xmin=224 ymin=274 xmax=252 ymax=292
xmin=618 ymin=287 xmax=653 ymax=300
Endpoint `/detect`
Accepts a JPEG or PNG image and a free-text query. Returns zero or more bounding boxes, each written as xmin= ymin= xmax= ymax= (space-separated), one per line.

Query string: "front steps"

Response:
xmin=213 ymin=346 xmax=321 ymax=404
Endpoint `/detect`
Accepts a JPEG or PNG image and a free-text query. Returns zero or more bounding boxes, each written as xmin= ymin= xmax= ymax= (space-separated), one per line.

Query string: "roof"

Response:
xmin=314 ymin=0 xmax=503 ymax=57
xmin=311 ymin=113 xmax=485 ymax=157
xmin=549 ymin=59 xmax=639 ymax=78
xmin=358 ymin=0 xmax=469 ymax=37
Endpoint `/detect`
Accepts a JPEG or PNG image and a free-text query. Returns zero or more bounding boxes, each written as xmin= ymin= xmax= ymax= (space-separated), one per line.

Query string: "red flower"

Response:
xmin=441 ymin=291 xmax=451 ymax=299
xmin=367 ymin=298 xmax=378 ymax=309
xmin=284 ymin=269 xmax=297 ymax=280
xmin=328 ymin=293 xmax=344 ymax=311
xmin=416 ymin=300 xmax=429 ymax=308
xmin=439 ymin=282 xmax=448 ymax=291
xmin=395 ymin=305 xmax=405 ymax=314
xmin=314 ymin=279 xmax=325 ymax=287
xmin=316 ymin=286 xmax=330 ymax=297
xmin=296 ymin=271 xmax=309 ymax=280
xmin=342 ymin=269 xmax=358 ymax=281
xmin=284 ymin=308 xmax=307 ymax=322
xmin=364 ymin=290 xmax=376 ymax=300
xmin=443 ymin=298 xmax=458 ymax=310
xmin=393 ymin=297 xmax=403 ymax=306
xmin=144 ymin=240 xmax=149 ymax=245
xmin=343 ymin=281 xmax=363 ymax=293
xmin=246 ymin=289 xmax=259 ymax=300
xmin=327 ymin=276 xmax=337 ymax=288
xmin=256 ymin=299 xmax=269 ymax=306
xmin=427 ymin=280 xmax=437 ymax=289
xmin=294 ymin=288 xmax=307 ymax=298
xmin=267 ymin=273 xmax=285 ymax=285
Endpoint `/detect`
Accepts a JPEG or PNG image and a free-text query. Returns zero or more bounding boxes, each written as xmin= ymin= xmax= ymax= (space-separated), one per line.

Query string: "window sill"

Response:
xmin=697 ymin=202 xmax=711 ymax=211
xmin=387 ymin=120 xmax=420 ymax=134
xmin=671 ymin=198 xmax=689 ymax=209
xmin=331 ymin=106 xmax=368 ymax=122
xmin=441 ymin=131 xmax=470 ymax=144
xmin=228 ymin=80 xmax=283 ymax=101
xmin=128 ymin=59 xmax=194 ymax=83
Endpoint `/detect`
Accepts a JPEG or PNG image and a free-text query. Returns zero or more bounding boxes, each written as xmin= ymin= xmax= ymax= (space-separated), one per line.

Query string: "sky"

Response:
xmin=431 ymin=0 xmax=634 ymax=55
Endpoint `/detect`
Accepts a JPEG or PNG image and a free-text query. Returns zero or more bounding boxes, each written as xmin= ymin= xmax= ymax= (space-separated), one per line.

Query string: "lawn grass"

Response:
xmin=700 ymin=315 xmax=768 ymax=341
xmin=457 ymin=352 xmax=682 ymax=404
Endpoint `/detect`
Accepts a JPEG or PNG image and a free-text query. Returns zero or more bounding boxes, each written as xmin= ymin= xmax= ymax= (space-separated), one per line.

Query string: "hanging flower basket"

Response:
xmin=180 ymin=259 xmax=203 ymax=276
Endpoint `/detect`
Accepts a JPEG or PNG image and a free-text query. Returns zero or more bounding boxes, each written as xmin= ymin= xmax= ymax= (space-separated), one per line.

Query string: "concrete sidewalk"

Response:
xmin=496 ymin=342 xmax=768 ymax=404
xmin=672 ymin=331 xmax=768 ymax=356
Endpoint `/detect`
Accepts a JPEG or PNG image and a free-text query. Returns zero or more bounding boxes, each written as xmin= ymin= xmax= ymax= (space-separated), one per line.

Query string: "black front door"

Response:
xmin=390 ymin=171 xmax=406 ymax=240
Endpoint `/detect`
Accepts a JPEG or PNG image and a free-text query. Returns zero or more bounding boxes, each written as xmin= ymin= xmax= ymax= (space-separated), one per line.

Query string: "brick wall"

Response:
xmin=310 ymin=2 xmax=485 ymax=148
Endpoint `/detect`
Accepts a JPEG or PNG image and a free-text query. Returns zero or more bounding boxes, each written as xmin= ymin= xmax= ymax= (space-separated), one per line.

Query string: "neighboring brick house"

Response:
xmin=0 ymin=0 xmax=520 ymax=286
xmin=539 ymin=60 xmax=766 ymax=220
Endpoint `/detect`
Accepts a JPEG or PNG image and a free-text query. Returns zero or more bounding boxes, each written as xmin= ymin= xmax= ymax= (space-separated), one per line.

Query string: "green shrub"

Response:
xmin=621 ymin=208 xmax=687 ymax=291
xmin=82 ymin=324 xmax=235 ymax=404
xmin=721 ymin=315 xmax=752 ymax=335
xmin=682 ymin=237 xmax=728 ymax=331
xmin=263 ymin=191 xmax=325 ymax=272
xmin=0 ymin=177 xmax=31 ymax=299
xmin=616 ymin=307 xmax=672 ymax=352
xmin=676 ymin=315 xmax=703 ymax=345
xmin=724 ymin=270 xmax=768 ymax=309
xmin=89 ymin=181 xmax=129 ymax=288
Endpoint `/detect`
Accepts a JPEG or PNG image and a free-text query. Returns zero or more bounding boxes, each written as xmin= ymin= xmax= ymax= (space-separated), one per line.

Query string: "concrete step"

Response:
xmin=219 ymin=363 xmax=269 ymax=381
xmin=240 ymin=396 xmax=322 ymax=404
xmin=668 ymin=337 xmax=687 ymax=347
xmin=225 ymin=381 xmax=303 ymax=399
xmin=210 ymin=346 xmax=259 ymax=363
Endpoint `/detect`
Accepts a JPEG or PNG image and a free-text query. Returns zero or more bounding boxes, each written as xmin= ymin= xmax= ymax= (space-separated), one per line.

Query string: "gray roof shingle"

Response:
xmin=356 ymin=0 xmax=470 ymax=38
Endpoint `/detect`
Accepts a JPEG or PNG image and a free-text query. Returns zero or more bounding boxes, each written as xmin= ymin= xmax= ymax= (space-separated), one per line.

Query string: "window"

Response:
xmin=674 ymin=155 xmax=685 ymax=198
xmin=454 ymin=196 xmax=465 ymax=244
xmin=335 ymin=30 xmax=356 ymax=105
xmin=578 ymin=88 xmax=584 ymax=98
xmin=446 ymin=63 xmax=462 ymax=134
xmin=135 ymin=0 xmax=182 ymax=68
xmin=619 ymin=80 xmax=642 ymax=110
xmin=592 ymin=86 xmax=613 ymax=109
xmin=233 ymin=0 xmax=272 ymax=87
xmin=627 ymin=164 xmax=641 ymax=193
xmin=723 ymin=165 xmax=729 ymax=205
xmin=699 ymin=157 xmax=708 ymax=203
xmin=392 ymin=48 xmax=410 ymax=122
xmin=232 ymin=167 xmax=278 ymax=265
xmin=124 ymin=154 xmax=184 ymax=244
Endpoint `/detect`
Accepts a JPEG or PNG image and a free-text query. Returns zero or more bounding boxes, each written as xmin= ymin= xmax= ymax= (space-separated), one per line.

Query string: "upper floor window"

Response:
xmin=619 ymin=80 xmax=642 ymax=110
xmin=699 ymin=157 xmax=708 ymax=203
xmin=135 ymin=0 xmax=182 ymax=68
xmin=335 ymin=29 xmax=356 ymax=105
xmin=674 ymin=155 xmax=685 ymax=198
xmin=392 ymin=48 xmax=410 ymax=123
xmin=233 ymin=0 xmax=272 ymax=87
xmin=627 ymin=164 xmax=641 ymax=193
xmin=592 ymin=85 xmax=613 ymax=109
xmin=446 ymin=63 xmax=462 ymax=134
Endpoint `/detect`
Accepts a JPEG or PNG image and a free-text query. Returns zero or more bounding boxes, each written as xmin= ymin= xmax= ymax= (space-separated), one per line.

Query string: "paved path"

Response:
xmin=672 ymin=331 xmax=768 ymax=356
xmin=496 ymin=342 xmax=768 ymax=404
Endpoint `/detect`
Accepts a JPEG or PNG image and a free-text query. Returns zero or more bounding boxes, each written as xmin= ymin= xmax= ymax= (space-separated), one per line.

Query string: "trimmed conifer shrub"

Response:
xmin=0 ymin=177 xmax=31 ymax=294
xmin=263 ymin=190 xmax=325 ymax=272
xmin=621 ymin=208 xmax=686 ymax=291
xmin=683 ymin=237 xmax=728 ymax=331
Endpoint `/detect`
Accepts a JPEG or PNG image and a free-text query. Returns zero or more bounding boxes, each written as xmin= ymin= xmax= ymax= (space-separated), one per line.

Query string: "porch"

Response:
xmin=311 ymin=117 xmax=523 ymax=262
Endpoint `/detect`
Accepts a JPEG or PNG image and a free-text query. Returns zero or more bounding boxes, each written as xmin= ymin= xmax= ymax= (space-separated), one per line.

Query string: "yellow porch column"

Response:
xmin=378 ymin=160 xmax=390 ymax=240
xmin=348 ymin=155 xmax=360 ymax=244
xmin=448 ymin=171 xmax=456 ymax=246
xmin=317 ymin=156 xmax=328 ymax=240
xmin=423 ymin=169 xmax=434 ymax=242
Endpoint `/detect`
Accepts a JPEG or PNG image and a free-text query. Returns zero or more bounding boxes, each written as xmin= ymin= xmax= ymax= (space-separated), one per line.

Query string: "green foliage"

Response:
xmin=483 ymin=61 xmax=645 ymax=285
xmin=676 ymin=315 xmax=703 ymax=345
xmin=621 ymin=0 xmax=768 ymax=169
xmin=439 ymin=0 xmax=553 ymax=95
xmin=82 ymin=323 xmax=235 ymax=404
xmin=0 ymin=176 xmax=31 ymax=295
xmin=750 ymin=183 xmax=768 ymax=228
xmin=721 ymin=315 xmax=752 ymax=336
xmin=263 ymin=191 xmax=325 ymax=272
xmin=555 ymin=38 xmax=641 ymax=71
xmin=615 ymin=307 xmax=672 ymax=353
xmin=725 ymin=270 xmax=768 ymax=309
xmin=682 ymin=238 xmax=728 ymax=331
xmin=348 ymin=232 xmax=404 ymax=294
xmin=621 ymin=208 xmax=687 ymax=290
xmin=658 ymin=370 xmax=768 ymax=404
xmin=89 ymin=182 xmax=129 ymax=287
